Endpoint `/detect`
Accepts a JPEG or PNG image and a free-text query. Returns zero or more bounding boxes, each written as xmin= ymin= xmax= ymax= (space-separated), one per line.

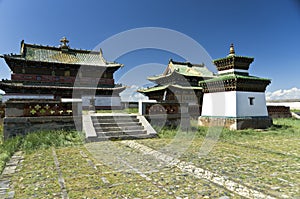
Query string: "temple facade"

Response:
xmin=0 ymin=37 xmax=125 ymax=109
xmin=138 ymin=59 xmax=214 ymax=115
xmin=198 ymin=44 xmax=272 ymax=129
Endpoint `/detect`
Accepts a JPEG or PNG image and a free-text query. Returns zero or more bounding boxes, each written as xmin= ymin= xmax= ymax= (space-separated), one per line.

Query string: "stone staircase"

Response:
xmin=85 ymin=114 xmax=157 ymax=141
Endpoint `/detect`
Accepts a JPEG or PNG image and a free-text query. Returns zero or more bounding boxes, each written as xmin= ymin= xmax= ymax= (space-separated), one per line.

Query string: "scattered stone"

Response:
xmin=281 ymin=194 xmax=289 ymax=199
xmin=219 ymin=196 xmax=230 ymax=199
xmin=80 ymin=150 xmax=88 ymax=158
xmin=270 ymin=186 xmax=281 ymax=190
xmin=101 ymin=177 xmax=110 ymax=184
xmin=277 ymin=177 xmax=289 ymax=183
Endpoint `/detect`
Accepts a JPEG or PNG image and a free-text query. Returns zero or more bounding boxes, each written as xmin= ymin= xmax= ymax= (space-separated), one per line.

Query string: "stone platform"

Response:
xmin=198 ymin=116 xmax=273 ymax=130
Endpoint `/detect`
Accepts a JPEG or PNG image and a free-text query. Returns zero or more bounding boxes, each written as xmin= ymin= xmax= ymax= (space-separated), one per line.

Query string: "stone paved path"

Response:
xmin=0 ymin=151 xmax=23 ymax=199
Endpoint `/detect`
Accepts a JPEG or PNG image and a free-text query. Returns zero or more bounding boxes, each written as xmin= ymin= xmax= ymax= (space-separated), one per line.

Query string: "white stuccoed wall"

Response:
xmin=201 ymin=92 xmax=236 ymax=117
xmin=202 ymin=91 xmax=268 ymax=117
xmin=236 ymin=91 xmax=268 ymax=117
xmin=2 ymin=94 xmax=54 ymax=102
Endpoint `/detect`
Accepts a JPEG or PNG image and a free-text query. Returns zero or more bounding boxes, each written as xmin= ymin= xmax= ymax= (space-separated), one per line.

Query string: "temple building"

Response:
xmin=138 ymin=59 xmax=214 ymax=115
xmin=198 ymin=44 xmax=272 ymax=129
xmin=0 ymin=37 xmax=125 ymax=109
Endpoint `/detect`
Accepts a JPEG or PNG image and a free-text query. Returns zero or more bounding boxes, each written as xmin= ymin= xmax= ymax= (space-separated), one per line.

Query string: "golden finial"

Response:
xmin=229 ymin=43 xmax=235 ymax=56
xmin=60 ymin=37 xmax=69 ymax=48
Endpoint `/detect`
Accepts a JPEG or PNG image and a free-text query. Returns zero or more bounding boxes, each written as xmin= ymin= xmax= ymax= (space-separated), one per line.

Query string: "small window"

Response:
xmin=36 ymin=76 xmax=41 ymax=81
xmin=249 ymin=97 xmax=255 ymax=105
xmin=64 ymin=70 xmax=70 ymax=77
xmin=52 ymin=70 xmax=55 ymax=76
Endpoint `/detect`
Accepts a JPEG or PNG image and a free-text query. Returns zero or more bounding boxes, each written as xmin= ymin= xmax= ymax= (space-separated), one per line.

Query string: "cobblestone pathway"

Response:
xmin=0 ymin=151 xmax=23 ymax=199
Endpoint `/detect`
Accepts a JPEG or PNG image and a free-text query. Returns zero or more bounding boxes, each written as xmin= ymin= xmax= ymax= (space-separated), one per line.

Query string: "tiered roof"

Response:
xmin=148 ymin=59 xmax=214 ymax=82
xmin=138 ymin=84 xmax=202 ymax=93
xmin=139 ymin=59 xmax=213 ymax=94
xmin=0 ymin=38 xmax=126 ymax=95
xmin=199 ymin=44 xmax=271 ymax=93
xmin=3 ymin=38 xmax=122 ymax=68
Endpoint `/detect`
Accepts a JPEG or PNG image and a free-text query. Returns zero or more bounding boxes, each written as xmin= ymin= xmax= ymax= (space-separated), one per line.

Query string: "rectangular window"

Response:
xmin=36 ymin=76 xmax=41 ymax=81
xmin=64 ymin=70 xmax=70 ymax=77
xmin=249 ymin=97 xmax=255 ymax=105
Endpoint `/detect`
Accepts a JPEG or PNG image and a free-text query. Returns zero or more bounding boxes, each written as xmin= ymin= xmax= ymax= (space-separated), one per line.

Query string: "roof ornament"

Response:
xmin=60 ymin=37 xmax=69 ymax=49
xmin=228 ymin=43 xmax=235 ymax=56
xmin=99 ymin=48 xmax=107 ymax=64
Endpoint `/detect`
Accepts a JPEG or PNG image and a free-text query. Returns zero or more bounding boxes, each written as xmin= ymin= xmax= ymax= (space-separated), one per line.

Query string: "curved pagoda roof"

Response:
xmin=147 ymin=59 xmax=214 ymax=82
xmin=3 ymin=37 xmax=122 ymax=67
xmin=138 ymin=84 xmax=203 ymax=93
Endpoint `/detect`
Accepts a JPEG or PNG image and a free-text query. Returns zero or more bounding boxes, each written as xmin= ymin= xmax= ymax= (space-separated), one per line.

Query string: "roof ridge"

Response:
xmin=24 ymin=42 xmax=101 ymax=54
xmin=170 ymin=59 xmax=205 ymax=67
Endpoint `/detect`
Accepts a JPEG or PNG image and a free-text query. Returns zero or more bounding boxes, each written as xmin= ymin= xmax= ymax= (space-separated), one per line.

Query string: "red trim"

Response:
xmin=11 ymin=73 xmax=114 ymax=85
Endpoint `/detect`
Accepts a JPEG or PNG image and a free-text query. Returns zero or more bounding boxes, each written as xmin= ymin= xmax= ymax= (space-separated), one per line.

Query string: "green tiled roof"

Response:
xmin=138 ymin=84 xmax=202 ymax=93
xmin=5 ymin=40 xmax=122 ymax=67
xmin=148 ymin=60 xmax=214 ymax=81
xmin=171 ymin=62 xmax=214 ymax=77
xmin=213 ymin=55 xmax=254 ymax=62
xmin=199 ymin=73 xmax=270 ymax=84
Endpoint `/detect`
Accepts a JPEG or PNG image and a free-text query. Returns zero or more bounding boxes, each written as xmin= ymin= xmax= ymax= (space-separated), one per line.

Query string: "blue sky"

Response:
xmin=0 ymin=0 xmax=299 ymax=93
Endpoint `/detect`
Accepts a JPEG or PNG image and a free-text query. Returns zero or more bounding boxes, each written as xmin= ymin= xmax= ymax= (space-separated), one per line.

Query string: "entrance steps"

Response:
xmin=84 ymin=113 xmax=157 ymax=142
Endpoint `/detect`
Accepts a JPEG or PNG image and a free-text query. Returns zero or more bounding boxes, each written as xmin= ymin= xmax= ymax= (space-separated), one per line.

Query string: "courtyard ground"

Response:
xmin=0 ymin=118 xmax=299 ymax=198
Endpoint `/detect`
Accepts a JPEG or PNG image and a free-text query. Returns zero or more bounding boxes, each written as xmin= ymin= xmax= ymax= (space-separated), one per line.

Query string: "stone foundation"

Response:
xmin=145 ymin=113 xmax=190 ymax=129
xmin=3 ymin=116 xmax=81 ymax=140
xmin=198 ymin=116 xmax=273 ymax=130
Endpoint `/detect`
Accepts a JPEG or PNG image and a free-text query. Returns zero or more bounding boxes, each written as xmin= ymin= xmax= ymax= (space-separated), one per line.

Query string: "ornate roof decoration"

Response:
xmin=199 ymin=72 xmax=271 ymax=93
xmin=148 ymin=59 xmax=214 ymax=81
xmin=138 ymin=84 xmax=202 ymax=93
xmin=59 ymin=37 xmax=70 ymax=50
xmin=213 ymin=44 xmax=254 ymax=71
xmin=3 ymin=38 xmax=123 ymax=67
xmin=228 ymin=43 xmax=235 ymax=57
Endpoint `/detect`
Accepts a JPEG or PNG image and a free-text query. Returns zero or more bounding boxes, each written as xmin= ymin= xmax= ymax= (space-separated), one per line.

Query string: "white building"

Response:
xmin=198 ymin=44 xmax=272 ymax=130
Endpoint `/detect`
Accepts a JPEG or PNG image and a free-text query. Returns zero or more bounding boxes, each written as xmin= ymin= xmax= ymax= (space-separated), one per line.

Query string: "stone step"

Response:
xmin=89 ymin=134 xmax=157 ymax=142
xmin=93 ymin=122 xmax=142 ymax=127
xmin=92 ymin=115 xmax=137 ymax=120
xmin=95 ymin=125 xmax=144 ymax=132
xmin=96 ymin=130 xmax=147 ymax=137
xmin=88 ymin=114 xmax=157 ymax=142
xmin=92 ymin=118 xmax=140 ymax=123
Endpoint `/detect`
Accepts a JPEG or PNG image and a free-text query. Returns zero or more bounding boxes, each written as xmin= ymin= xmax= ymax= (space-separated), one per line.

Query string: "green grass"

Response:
xmin=155 ymin=118 xmax=300 ymax=142
xmin=2 ymin=118 xmax=300 ymax=198
xmin=21 ymin=130 xmax=85 ymax=153
xmin=0 ymin=128 xmax=84 ymax=173
xmin=0 ymin=136 xmax=22 ymax=173
xmin=290 ymin=109 xmax=300 ymax=113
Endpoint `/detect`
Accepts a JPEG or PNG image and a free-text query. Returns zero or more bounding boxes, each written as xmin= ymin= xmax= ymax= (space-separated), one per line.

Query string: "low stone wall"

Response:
xmin=267 ymin=106 xmax=291 ymax=118
xmin=139 ymin=101 xmax=190 ymax=128
xmin=198 ymin=116 xmax=273 ymax=130
xmin=3 ymin=116 xmax=81 ymax=140
xmin=3 ymin=99 xmax=82 ymax=140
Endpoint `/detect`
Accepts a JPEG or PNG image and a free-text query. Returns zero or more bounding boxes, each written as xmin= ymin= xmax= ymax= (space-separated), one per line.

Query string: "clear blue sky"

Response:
xmin=0 ymin=0 xmax=299 ymax=92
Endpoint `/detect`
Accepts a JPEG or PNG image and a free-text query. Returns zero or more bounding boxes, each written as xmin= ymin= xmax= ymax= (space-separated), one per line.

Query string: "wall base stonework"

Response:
xmin=198 ymin=116 xmax=273 ymax=130
xmin=3 ymin=116 xmax=81 ymax=140
xmin=145 ymin=113 xmax=190 ymax=129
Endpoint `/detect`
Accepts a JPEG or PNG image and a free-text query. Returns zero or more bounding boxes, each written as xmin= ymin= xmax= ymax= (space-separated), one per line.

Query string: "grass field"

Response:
xmin=1 ymin=118 xmax=299 ymax=198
